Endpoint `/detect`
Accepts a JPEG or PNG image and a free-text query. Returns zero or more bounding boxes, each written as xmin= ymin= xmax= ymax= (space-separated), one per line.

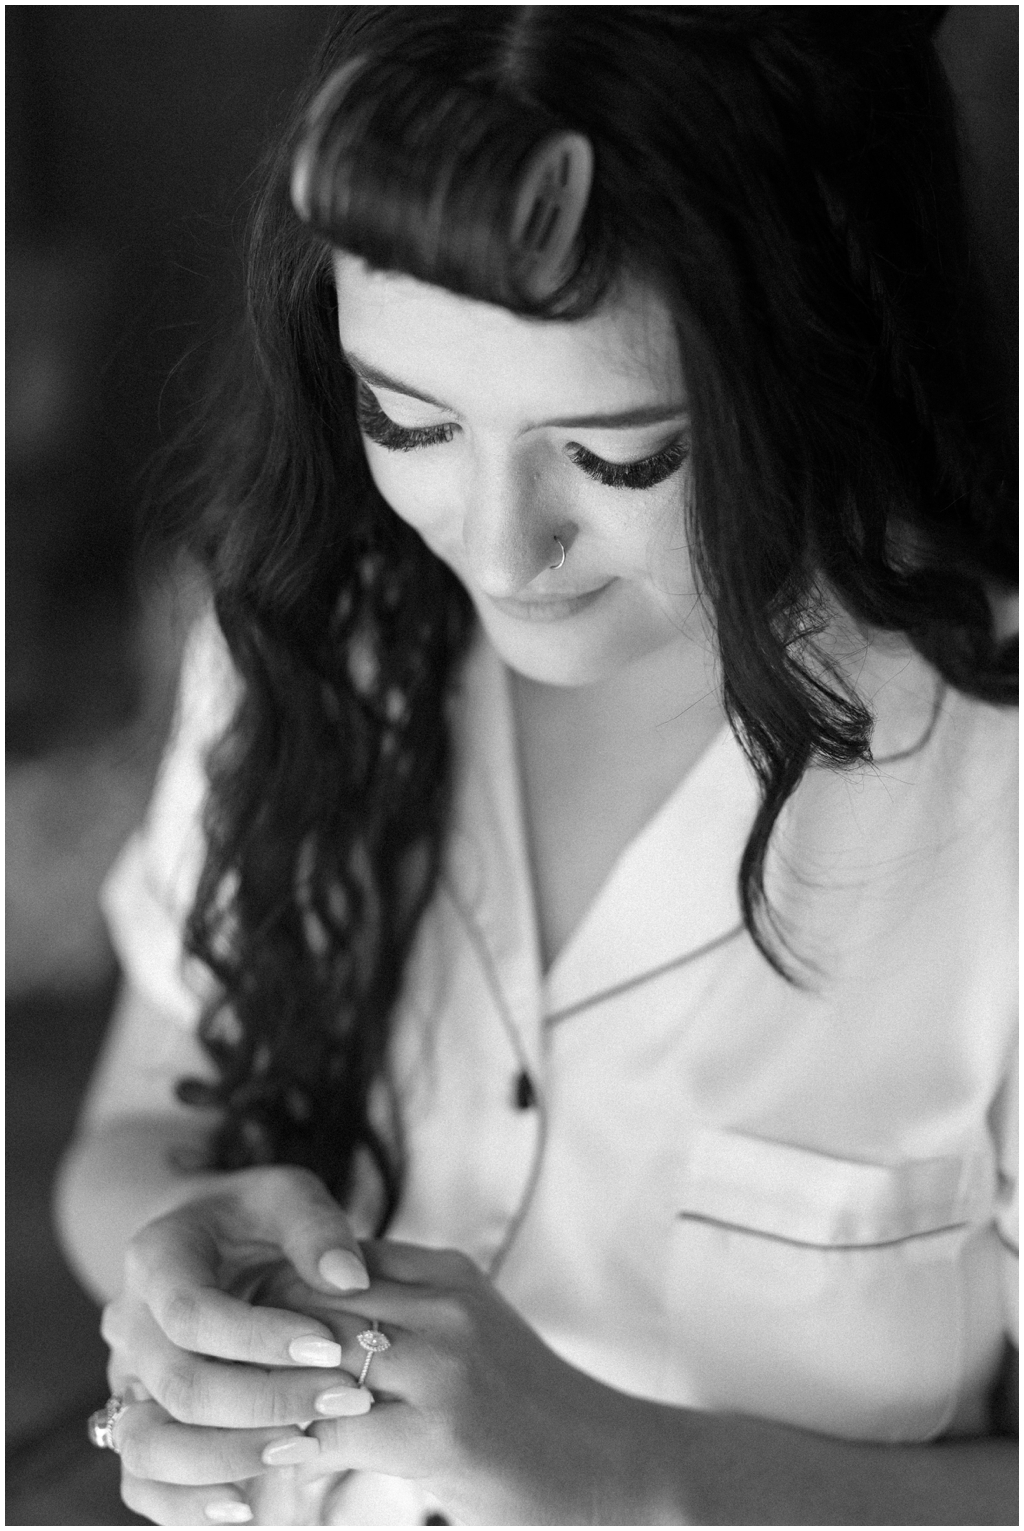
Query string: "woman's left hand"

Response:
xmin=300 ymin=1239 xmax=649 ymax=1526
xmin=256 ymin=1239 xmax=1018 ymax=1528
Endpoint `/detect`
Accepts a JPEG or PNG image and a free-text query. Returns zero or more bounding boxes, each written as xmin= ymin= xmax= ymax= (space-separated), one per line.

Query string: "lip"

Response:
xmin=488 ymin=581 xmax=614 ymax=623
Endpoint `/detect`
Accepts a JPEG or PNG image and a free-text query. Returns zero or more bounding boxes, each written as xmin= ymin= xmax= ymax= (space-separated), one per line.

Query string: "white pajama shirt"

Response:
xmin=101 ymin=611 xmax=1018 ymax=1524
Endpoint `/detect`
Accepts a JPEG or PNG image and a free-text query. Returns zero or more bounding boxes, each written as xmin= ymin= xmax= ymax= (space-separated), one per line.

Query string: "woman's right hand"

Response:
xmin=100 ymin=1165 xmax=375 ymax=1525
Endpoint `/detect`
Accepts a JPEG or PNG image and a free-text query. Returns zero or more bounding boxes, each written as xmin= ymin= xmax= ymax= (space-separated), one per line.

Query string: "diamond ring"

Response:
xmin=87 ymin=1394 xmax=129 ymax=1452
xmin=355 ymin=1320 xmax=391 ymax=1387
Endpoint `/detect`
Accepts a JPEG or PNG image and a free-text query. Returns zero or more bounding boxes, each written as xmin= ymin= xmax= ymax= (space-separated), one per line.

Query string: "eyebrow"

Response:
xmin=344 ymin=351 xmax=688 ymax=431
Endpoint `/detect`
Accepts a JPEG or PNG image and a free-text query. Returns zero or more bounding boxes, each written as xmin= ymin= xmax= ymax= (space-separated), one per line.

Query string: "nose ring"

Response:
xmin=550 ymin=536 xmax=566 ymax=571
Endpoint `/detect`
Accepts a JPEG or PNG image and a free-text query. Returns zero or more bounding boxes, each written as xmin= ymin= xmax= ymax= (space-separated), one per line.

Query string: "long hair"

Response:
xmin=173 ymin=6 xmax=1016 ymax=1224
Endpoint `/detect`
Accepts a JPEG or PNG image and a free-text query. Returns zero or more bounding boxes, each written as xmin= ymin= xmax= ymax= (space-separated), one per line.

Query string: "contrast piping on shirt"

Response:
xmin=545 ymin=922 xmax=746 ymax=1027
xmin=439 ymin=874 xmax=549 ymax=1283
xmin=871 ymin=677 xmax=945 ymax=766
xmin=996 ymin=1228 xmax=1019 ymax=1259
xmin=676 ymin=1211 xmax=970 ymax=1250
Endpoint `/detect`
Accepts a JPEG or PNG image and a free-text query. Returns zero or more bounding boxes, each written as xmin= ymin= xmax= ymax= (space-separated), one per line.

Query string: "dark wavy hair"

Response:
xmin=172 ymin=5 xmax=1017 ymax=1228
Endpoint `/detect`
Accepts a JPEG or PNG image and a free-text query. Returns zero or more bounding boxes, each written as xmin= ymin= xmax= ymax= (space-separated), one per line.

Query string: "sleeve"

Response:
xmin=990 ymin=1038 xmax=1019 ymax=1346
xmin=100 ymin=604 xmax=240 ymax=1031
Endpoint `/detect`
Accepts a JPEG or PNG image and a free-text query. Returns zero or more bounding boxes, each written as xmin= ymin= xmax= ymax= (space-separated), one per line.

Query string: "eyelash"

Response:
xmin=354 ymin=381 xmax=689 ymax=491
xmin=565 ymin=440 xmax=690 ymax=491
xmin=355 ymin=382 xmax=454 ymax=451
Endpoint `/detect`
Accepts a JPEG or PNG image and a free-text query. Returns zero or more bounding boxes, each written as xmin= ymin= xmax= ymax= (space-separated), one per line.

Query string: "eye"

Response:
xmin=567 ymin=439 xmax=690 ymax=491
xmin=354 ymin=380 xmax=454 ymax=452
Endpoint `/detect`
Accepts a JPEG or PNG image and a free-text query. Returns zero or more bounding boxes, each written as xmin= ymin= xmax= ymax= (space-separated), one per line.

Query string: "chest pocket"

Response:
xmin=663 ymin=1127 xmax=997 ymax=1443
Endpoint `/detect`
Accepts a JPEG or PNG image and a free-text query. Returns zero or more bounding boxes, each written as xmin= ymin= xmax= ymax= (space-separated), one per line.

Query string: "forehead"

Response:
xmin=331 ymin=251 xmax=683 ymax=409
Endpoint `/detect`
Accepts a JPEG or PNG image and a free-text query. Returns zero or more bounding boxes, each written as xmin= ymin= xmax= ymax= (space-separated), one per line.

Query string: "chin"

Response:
xmin=477 ymin=609 xmax=656 ymax=689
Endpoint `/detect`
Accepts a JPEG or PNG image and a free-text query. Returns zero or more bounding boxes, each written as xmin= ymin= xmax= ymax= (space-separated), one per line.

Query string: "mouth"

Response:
xmin=487 ymin=580 xmax=615 ymax=623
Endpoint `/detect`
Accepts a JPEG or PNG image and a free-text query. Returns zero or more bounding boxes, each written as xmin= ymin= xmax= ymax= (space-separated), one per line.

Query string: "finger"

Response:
xmin=282 ymin=1238 xmax=483 ymax=1335
xmin=123 ymin=1221 xmax=348 ymax=1367
xmin=120 ymin=1469 xmax=254 ymax=1526
xmin=247 ymin=1166 xmax=370 ymax=1295
xmin=107 ymin=1357 xmax=153 ymax=1402
xmin=317 ymin=1303 xmax=453 ymax=1402
xmin=115 ymin=1397 xmax=325 ymax=1485
xmin=308 ymin=1398 xmax=421 ymax=1477
xmin=363 ymin=1239 xmax=481 ymax=1287
xmin=298 ymin=1274 xmax=477 ymax=1334
xmin=114 ymin=1304 xmax=373 ymax=1429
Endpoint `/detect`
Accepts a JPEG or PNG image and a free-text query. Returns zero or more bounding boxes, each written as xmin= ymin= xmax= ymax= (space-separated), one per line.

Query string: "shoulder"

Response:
xmin=172 ymin=601 xmax=241 ymax=748
xmin=801 ymin=632 xmax=1014 ymax=845
xmin=99 ymin=603 xmax=240 ymax=1028
xmin=876 ymin=662 xmax=1017 ymax=858
xmin=769 ymin=639 xmax=1016 ymax=980
xmin=925 ymin=683 xmax=1017 ymax=813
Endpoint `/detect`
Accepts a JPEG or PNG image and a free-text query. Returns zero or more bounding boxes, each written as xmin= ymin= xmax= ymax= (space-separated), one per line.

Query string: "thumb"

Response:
xmin=254 ymin=1167 xmax=370 ymax=1295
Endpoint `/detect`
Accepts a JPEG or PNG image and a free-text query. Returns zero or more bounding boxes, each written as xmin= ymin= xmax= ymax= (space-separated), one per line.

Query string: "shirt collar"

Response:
xmin=542 ymin=718 xmax=758 ymax=1019
xmin=446 ymin=628 xmax=760 ymax=1029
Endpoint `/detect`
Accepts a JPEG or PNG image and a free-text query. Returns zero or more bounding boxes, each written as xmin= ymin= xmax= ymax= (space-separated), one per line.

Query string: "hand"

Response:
xmin=301 ymin=1241 xmax=651 ymax=1525
xmin=100 ymin=1165 xmax=377 ymax=1526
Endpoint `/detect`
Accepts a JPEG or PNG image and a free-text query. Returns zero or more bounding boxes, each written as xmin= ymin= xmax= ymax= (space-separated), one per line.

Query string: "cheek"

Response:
xmin=601 ymin=480 xmax=693 ymax=588
xmin=649 ymin=518 xmax=697 ymax=604
xmin=364 ymin=449 xmax=458 ymax=546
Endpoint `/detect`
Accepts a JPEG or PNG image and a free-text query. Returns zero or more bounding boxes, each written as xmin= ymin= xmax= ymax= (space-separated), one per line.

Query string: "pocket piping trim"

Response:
xmin=676 ymin=1210 xmax=970 ymax=1251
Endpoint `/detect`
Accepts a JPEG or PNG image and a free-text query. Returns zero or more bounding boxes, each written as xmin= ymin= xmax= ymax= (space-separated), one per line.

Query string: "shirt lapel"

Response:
xmin=448 ymin=629 xmax=760 ymax=1038
xmin=445 ymin=630 xmax=546 ymax=1078
xmin=542 ymin=720 xmax=759 ymax=1022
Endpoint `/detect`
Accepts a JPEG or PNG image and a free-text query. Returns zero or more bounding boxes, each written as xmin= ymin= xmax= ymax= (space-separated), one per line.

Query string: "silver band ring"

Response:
xmin=87 ymin=1394 xmax=129 ymax=1452
xmin=355 ymin=1320 xmax=391 ymax=1387
xmin=550 ymin=535 xmax=566 ymax=570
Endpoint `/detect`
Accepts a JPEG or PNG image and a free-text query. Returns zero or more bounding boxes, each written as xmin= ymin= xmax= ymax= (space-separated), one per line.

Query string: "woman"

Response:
xmin=57 ymin=6 xmax=1017 ymax=1525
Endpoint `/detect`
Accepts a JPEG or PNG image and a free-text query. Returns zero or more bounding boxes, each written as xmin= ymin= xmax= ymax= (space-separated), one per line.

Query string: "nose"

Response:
xmin=461 ymin=450 xmax=572 ymax=597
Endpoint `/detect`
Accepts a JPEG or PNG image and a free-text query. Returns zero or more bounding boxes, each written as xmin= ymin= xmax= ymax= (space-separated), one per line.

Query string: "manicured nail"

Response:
xmin=314 ymin=1385 xmax=374 ymax=1417
xmin=289 ymin=1335 xmax=343 ymax=1367
xmin=205 ymin=1502 xmax=253 ymax=1524
xmin=261 ymin=1435 xmax=321 ymax=1467
xmin=318 ymin=1248 xmax=369 ymax=1291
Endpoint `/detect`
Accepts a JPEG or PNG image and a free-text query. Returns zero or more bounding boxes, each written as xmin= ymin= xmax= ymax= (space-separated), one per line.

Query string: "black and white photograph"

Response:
xmin=7 ymin=6 xmax=1018 ymax=1526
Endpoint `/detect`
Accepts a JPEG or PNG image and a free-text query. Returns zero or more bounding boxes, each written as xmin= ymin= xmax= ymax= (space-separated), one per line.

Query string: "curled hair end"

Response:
xmin=288 ymin=52 xmax=602 ymax=314
xmin=291 ymin=55 xmax=367 ymax=224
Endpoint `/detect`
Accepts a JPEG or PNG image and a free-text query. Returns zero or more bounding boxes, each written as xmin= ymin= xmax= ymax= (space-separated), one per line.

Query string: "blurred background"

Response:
xmin=6 ymin=9 xmax=328 ymax=1522
xmin=5 ymin=6 xmax=1017 ymax=1525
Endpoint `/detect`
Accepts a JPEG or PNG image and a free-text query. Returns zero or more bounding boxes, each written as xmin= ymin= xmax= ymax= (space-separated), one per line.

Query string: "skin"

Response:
xmin=331 ymin=251 xmax=707 ymax=688
xmin=333 ymin=253 xmax=725 ymax=968
xmin=70 ymin=262 xmax=1017 ymax=1525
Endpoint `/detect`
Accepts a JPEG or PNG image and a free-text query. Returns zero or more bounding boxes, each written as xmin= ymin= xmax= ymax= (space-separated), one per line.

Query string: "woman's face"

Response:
xmin=333 ymin=251 xmax=703 ymax=687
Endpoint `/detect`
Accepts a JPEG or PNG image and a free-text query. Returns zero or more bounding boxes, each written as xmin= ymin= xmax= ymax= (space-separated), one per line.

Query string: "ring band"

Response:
xmin=355 ymin=1320 xmax=391 ymax=1387
xmin=550 ymin=535 xmax=566 ymax=570
xmin=87 ymin=1394 xmax=129 ymax=1452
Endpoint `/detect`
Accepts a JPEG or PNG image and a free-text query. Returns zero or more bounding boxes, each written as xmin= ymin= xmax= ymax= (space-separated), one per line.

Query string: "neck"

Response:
xmin=508 ymin=623 xmax=725 ymax=784
xmin=510 ymin=615 xmax=723 ymax=744
xmin=505 ymin=622 xmax=727 ymax=973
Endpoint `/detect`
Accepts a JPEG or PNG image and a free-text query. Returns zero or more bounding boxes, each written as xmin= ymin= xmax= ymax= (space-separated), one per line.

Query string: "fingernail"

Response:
xmin=205 ymin=1503 xmax=253 ymax=1524
xmin=314 ymin=1385 xmax=374 ymax=1417
xmin=318 ymin=1248 xmax=369 ymax=1291
xmin=261 ymin=1435 xmax=321 ymax=1467
xmin=289 ymin=1335 xmax=343 ymax=1367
